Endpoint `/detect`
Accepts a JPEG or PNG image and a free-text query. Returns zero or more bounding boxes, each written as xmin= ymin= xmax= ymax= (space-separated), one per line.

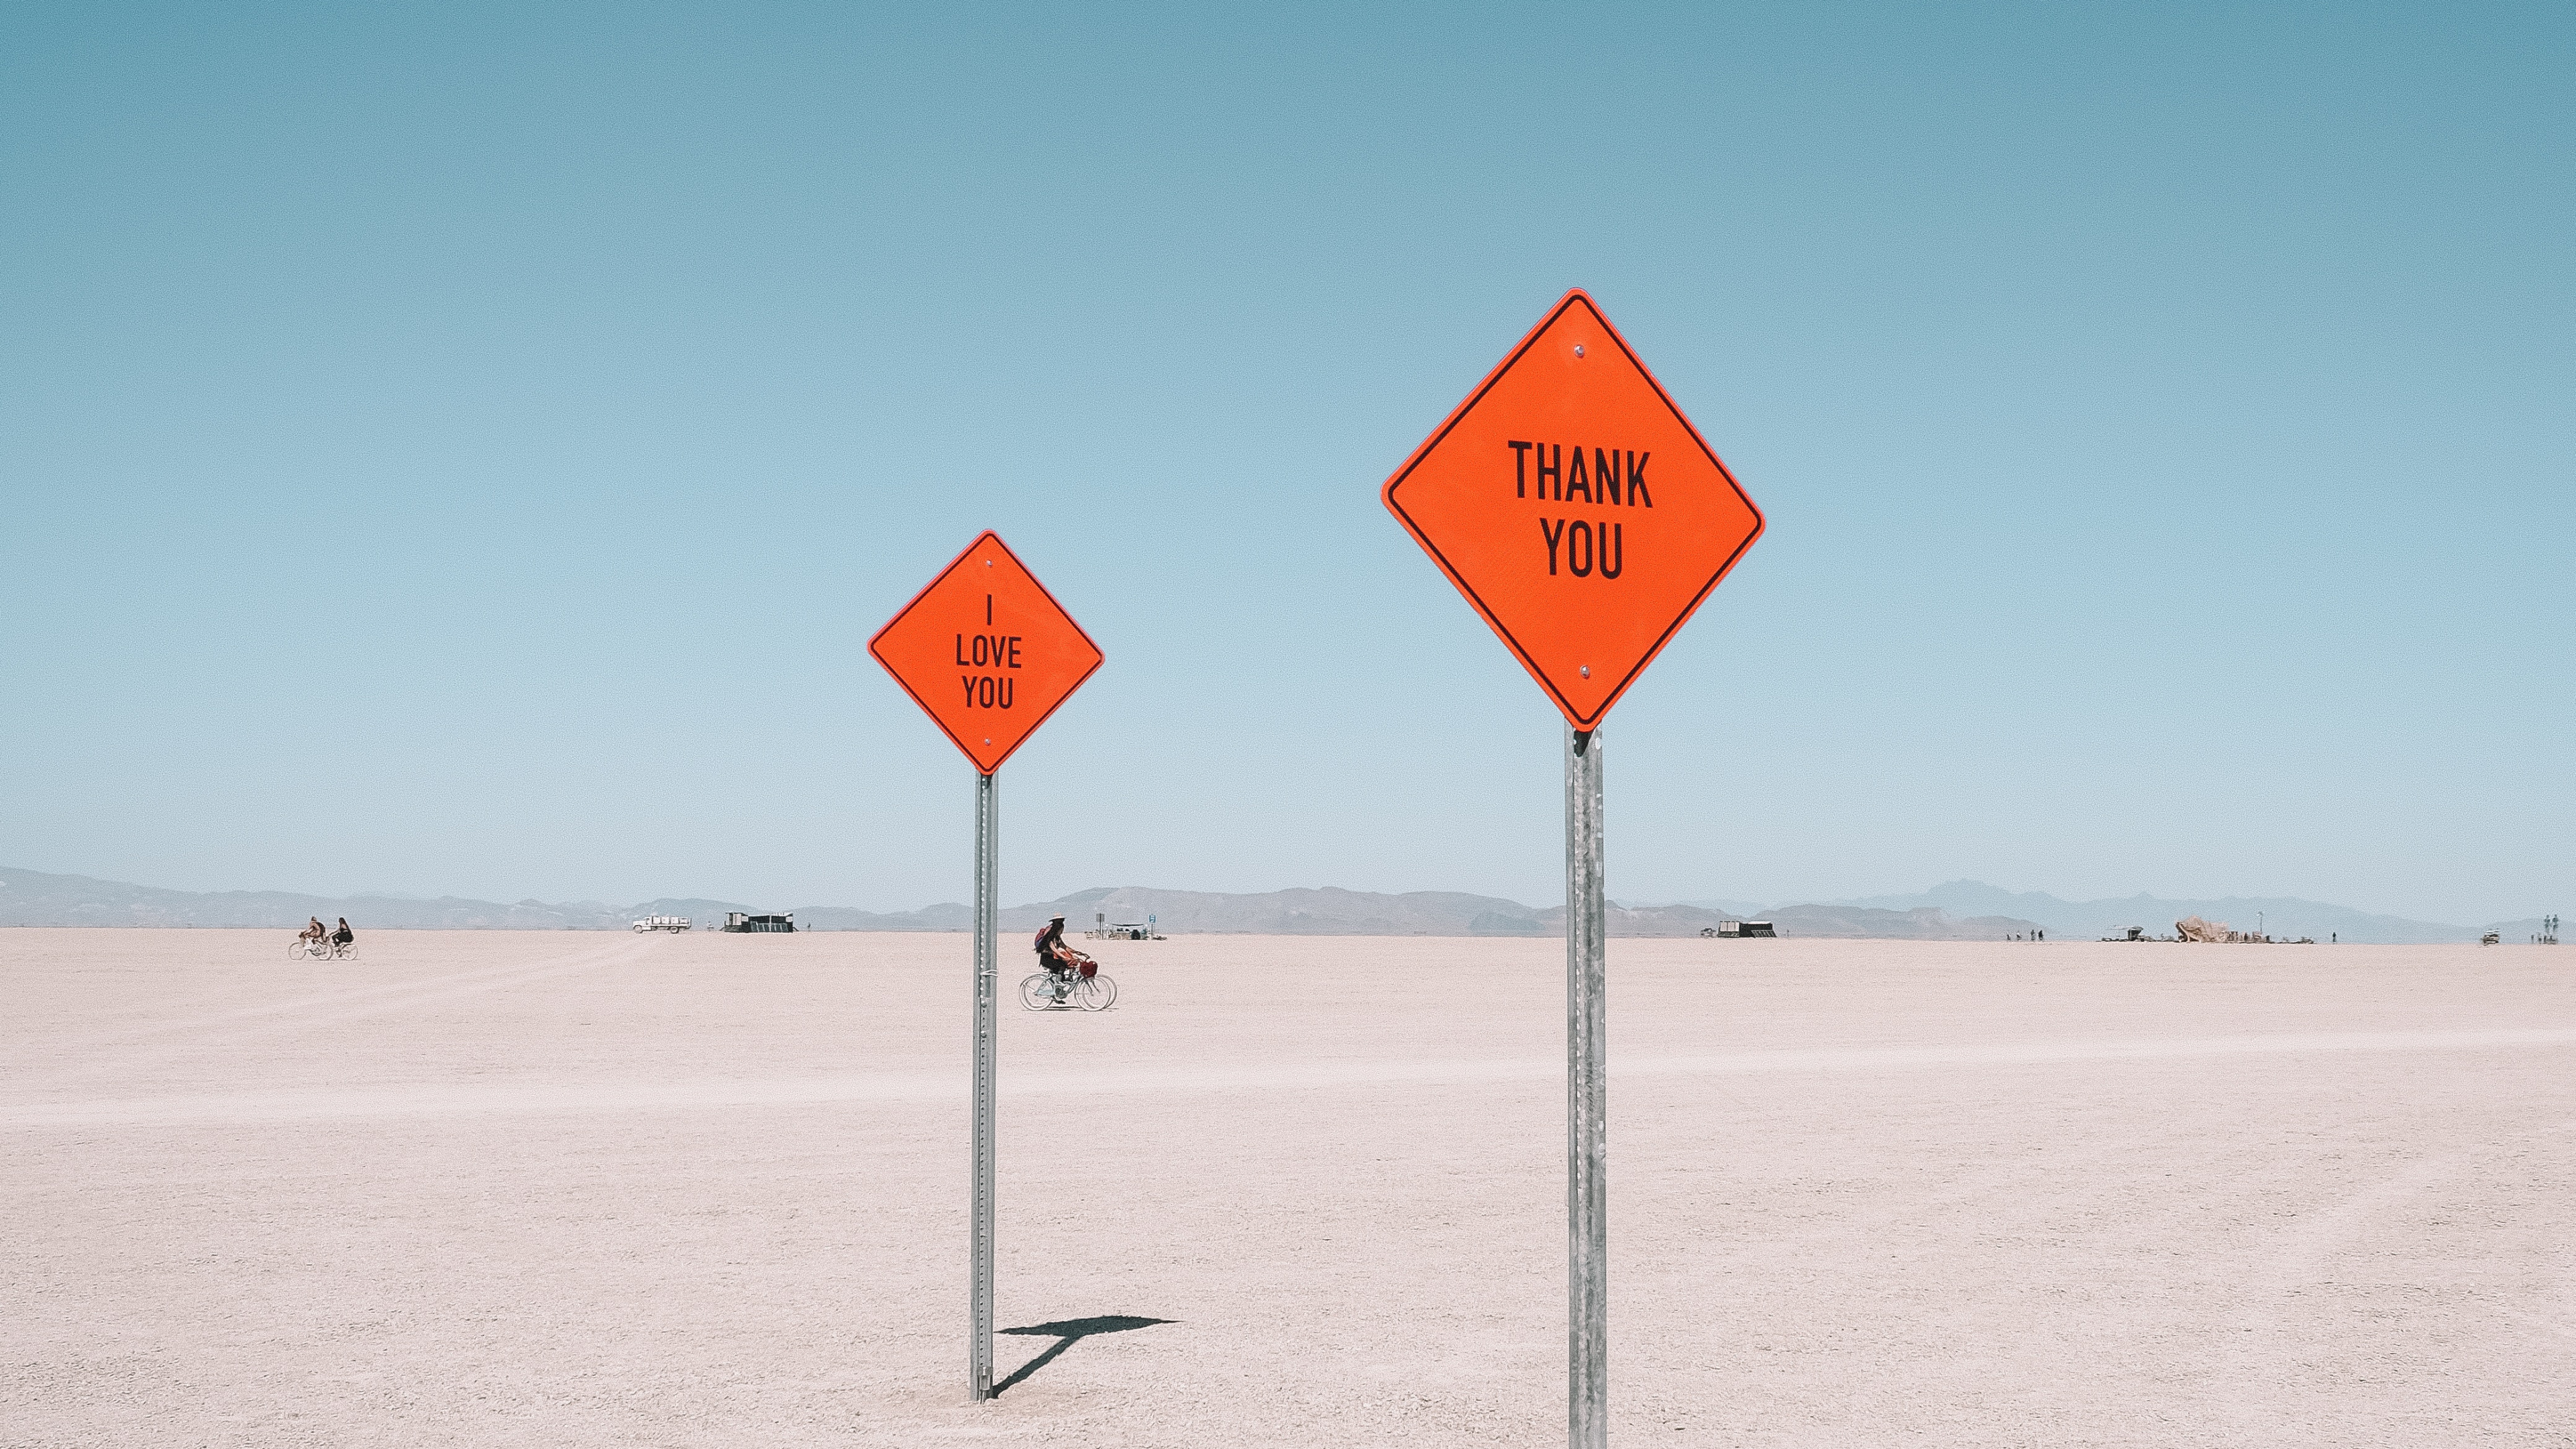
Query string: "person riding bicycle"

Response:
xmin=1019 ymin=914 xmax=1114 ymax=1011
xmin=331 ymin=918 xmax=354 ymax=947
xmin=300 ymin=916 xmax=326 ymax=945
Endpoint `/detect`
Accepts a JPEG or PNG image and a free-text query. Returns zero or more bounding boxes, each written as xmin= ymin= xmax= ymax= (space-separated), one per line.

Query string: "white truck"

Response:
xmin=631 ymin=915 xmax=692 ymax=934
xmin=1084 ymin=911 xmax=1163 ymax=940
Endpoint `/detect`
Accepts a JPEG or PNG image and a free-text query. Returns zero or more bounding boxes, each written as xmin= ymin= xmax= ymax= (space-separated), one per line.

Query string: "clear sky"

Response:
xmin=4 ymin=3 xmax=2568 ymax=925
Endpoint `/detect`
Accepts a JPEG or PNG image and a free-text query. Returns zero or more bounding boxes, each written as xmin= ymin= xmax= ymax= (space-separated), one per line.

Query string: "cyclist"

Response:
xmin=331 ymin=918 xmax=355 ymax=948
xmin=300 ymin=916 xmax=326 ymax=946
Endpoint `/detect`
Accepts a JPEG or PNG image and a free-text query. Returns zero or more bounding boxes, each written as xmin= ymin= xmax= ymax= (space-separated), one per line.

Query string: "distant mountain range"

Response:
xmin=1820 ymin=879 xmax=2546 ymax=945
xmin=823 ymin=885 xmax=2041 ymax=941
xmin=0 ymin=867 xmax=2541 ymax=944
xmin=0 ymin=867 xmax=2035 ymax=939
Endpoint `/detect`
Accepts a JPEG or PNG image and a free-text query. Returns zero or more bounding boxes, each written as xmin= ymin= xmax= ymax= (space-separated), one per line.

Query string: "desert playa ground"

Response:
xmin=4 ymin=929 xmax=2571 ymax=1447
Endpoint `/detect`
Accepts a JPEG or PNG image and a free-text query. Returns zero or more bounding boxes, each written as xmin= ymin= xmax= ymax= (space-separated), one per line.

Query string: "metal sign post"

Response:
xmin=868 ymin=531 xmax=1104 ymax=1408
xmin=1565 ymin=725 xmax=1607 ymax=1449
xmin=969 ymin=769 xmax=999 ymax=1401
xmin=1380 ymin=291 xmax=1762 ymax=1448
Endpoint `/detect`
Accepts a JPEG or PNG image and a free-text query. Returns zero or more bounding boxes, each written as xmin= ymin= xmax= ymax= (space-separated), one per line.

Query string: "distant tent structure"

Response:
xmin=2176 ymin=915 xmax=2257 ymax=943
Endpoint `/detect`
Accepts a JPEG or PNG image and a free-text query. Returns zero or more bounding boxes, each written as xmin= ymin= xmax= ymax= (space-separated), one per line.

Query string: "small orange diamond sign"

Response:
xmin=1383 ymin=290 xmax=1763 ymax=730
xmin=870 ymin=532 xmax=1104 ymax=775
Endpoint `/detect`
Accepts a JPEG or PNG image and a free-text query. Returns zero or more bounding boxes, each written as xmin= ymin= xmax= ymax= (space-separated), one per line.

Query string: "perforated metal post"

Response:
xmin=1566 ymin=724 xmax=1607 ymax=1449
xmin=969 ymin=769 xmax=999 ymax=1402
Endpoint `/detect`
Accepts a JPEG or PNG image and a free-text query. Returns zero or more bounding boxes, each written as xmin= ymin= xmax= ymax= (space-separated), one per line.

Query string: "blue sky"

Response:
xmin=3 ymin=3 xmax=2568 ymax=924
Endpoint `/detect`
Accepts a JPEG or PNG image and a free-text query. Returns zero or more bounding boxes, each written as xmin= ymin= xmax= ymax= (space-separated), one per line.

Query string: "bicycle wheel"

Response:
xmin=330 ymin=941 xmax=356 ymax=961
xmin=1076 ymin=974 xmax=1116 ymax=1012
xmin=287 ymin=939 xmax=310 ymax=961
xmin=1018 ymin=974 xmax=1053 ymax=1011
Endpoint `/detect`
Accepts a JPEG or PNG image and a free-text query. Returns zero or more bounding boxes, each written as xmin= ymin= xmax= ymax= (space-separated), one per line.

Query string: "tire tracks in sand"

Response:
xmin=0 ymin=934 xmax=655 ymax=1095
xmin=2210 ymin=1117 xmax=2576 ymax=1442
xmin=8 ymin=1024 xmax=2571 ymax=1132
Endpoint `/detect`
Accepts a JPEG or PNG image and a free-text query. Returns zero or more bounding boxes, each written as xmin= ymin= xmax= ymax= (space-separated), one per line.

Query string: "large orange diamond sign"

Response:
xmin=1383 ymin=290 xmax=1763 ymax=730
xmin=870 ymin=532 xmax=1104 ymax=775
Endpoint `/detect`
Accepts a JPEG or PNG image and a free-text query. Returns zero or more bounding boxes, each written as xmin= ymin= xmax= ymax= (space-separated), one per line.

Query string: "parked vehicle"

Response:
xmin=1084 ymin=912 xmax=1163 ymax=940
xmin=1701 ymin=920 xmax=1776 ymax=938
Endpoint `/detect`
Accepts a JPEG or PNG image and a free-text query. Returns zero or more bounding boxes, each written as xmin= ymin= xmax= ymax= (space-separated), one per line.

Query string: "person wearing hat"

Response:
xmin=1033 ymin=913 xmax=1071 ymax=973
xmin=1031 ymin=912 xmax=1093 ymax=985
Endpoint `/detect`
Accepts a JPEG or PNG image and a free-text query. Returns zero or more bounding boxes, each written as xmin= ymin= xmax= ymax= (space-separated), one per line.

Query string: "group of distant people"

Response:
xmin=299 ymin=916 xmax=355 ymax=949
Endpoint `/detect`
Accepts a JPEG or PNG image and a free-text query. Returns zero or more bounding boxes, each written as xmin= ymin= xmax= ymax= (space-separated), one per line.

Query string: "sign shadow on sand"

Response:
xmin=991 ymin=1316 xmax=1174 ymax=1396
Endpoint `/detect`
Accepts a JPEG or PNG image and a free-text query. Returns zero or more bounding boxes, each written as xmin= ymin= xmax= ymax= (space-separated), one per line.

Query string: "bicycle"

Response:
xmin=1018 ymin=959 xmax=1116 ymax=1012
xmin=286 ymin=934 xmax=358 ymax=961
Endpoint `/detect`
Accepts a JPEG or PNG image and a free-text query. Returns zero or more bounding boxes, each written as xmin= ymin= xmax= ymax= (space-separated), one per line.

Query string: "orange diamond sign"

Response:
xmin=1383 ymin=290 xmax=1763 ymax=730
xmin=870 ymin=532 xmax=1104 ymax=775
